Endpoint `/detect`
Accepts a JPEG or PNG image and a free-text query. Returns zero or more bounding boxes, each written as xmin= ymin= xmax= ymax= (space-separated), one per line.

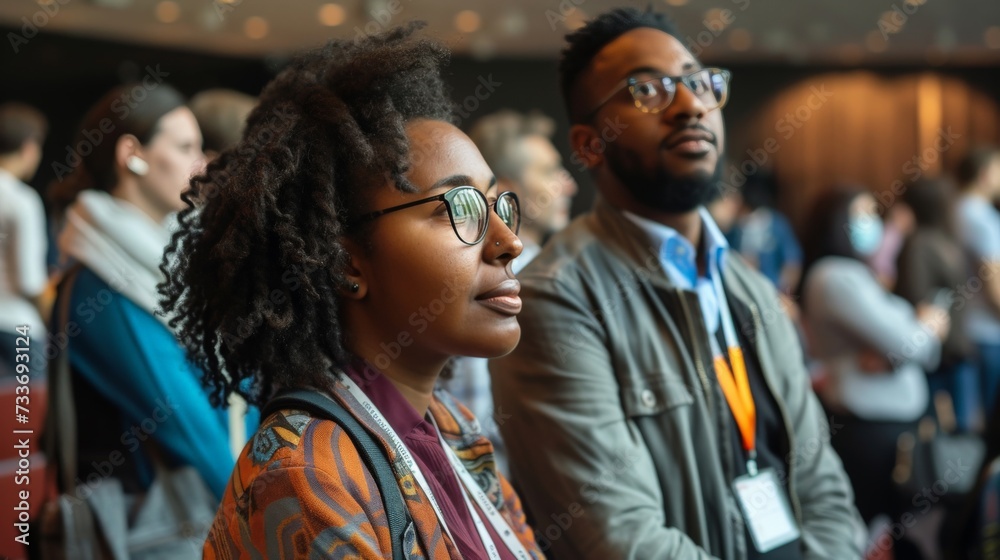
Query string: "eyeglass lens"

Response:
xmin=632 ymin=69 xmax=728 ymax=112
xmin=445 ymin=188 xmax=520 ymax=245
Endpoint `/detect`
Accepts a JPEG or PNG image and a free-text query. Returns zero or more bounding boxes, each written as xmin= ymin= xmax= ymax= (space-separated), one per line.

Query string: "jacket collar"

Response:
xmin=592 ymin=197 xmax=677 ymax=292
xmin=592 ymin=196 xmax=765 ymax=335
xmin=621 ymin=206 xmax=730 ymax=289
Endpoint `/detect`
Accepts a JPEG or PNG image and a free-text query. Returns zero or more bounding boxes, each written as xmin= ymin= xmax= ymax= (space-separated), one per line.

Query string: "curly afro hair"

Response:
xmin=158 ymin=22 xmax=454 ymax=407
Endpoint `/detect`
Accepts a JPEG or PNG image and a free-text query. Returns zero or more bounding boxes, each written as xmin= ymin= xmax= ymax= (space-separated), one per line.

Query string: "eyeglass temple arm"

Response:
xmin=584 ymin=78 xmax=631 ymax=121
xmin=355 ymin=193 xmax=446 ymax=222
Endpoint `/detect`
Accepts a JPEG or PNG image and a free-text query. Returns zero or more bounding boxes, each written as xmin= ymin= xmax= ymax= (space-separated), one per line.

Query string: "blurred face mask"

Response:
xmin=848 ymin=216 xmax=883 ymax=256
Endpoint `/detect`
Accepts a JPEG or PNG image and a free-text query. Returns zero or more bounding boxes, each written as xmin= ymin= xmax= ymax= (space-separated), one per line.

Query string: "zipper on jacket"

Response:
xmin=678 ymin=291 xmax=713 ymax=410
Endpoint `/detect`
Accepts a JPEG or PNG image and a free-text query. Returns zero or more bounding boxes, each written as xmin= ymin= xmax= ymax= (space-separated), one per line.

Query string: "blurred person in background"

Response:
xmin=954 ymin=147 xmax=1000 ymax=417
xmin=466 ymin=109 xmax=577 ymax=263
xmin=706 ymin=185 xmax=741 ymax=233
xmin=0 ymin=102 xmax=48 ymax=373
xmin=188 ymin=88 xmax=257 ymax=160
xmin=942 ymin=388 xmax=1000 ymax=558
xmin=894 ymin=177 xmax=979 ymax=433
xmin=726 ymin=170 xmax=803 ymax=295
xmin=801 ymin=187 xmax=948 ymax=530
xmin=869 ymin=201 xmax=916 ymax=291
xmin=442 ymin=109 xmax=577 ymax=474
xmin=45 ymin=82 xmax=256 ymax=505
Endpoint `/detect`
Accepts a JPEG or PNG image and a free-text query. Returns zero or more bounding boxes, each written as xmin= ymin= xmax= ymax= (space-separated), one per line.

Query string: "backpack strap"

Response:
xmin=262 ymin=389 xmax=411 ymax=560
xmin=43 ymin=265 xmax=84 ymax=493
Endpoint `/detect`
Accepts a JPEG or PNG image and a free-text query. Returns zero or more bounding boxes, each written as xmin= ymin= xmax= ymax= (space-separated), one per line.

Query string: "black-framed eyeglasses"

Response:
xmin=354 ymin=186 xmax=520 ymax=246
xmin=585 ymin=67 xmax=731 ymax=120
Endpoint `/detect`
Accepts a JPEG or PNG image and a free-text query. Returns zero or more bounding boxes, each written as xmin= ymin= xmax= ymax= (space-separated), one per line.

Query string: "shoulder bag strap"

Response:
xmin=262 ymin=389 xmax=411 ymax=560
xmin=43 ymin=265 xmax=83 ymax=493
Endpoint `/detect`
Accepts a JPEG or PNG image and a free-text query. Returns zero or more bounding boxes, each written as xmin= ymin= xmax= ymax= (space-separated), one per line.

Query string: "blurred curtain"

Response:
xmin=741 ymin=72 xmax=1000 ymax=228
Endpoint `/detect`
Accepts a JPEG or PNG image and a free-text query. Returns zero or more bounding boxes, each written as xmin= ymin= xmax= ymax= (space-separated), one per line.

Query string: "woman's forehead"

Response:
xmin=405 ymin=119 xmax=493 ymax=191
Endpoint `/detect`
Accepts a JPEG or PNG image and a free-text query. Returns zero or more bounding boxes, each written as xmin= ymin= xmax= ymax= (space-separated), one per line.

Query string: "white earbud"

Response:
xmin=126 ymin=155 xmax=149 ymax=176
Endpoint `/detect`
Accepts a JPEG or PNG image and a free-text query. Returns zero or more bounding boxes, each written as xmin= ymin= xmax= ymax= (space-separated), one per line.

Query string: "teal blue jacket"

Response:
xmin=56 ymin=267 xmax=258 ymax=498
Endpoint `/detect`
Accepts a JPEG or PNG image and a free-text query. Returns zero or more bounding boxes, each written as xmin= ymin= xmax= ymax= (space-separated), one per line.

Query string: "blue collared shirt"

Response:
xmin=623 ymin=207 xmax=729 ymax=337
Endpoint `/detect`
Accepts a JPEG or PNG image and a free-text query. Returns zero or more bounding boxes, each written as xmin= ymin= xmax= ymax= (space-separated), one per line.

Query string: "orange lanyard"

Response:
xmin=709 ymin=246 xmax=758 ymax=475
xmin=713 ymin=347 xmax=756 ymax=458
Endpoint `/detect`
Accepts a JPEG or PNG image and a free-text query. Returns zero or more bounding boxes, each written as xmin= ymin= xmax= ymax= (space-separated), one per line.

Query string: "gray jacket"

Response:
xmin=492 ymin=199 xmax=864 ymax=559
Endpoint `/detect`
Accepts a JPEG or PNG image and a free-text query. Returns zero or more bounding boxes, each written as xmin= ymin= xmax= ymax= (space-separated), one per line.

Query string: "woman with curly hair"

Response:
xmin=160 ymin=24 xmax=543 ymax=559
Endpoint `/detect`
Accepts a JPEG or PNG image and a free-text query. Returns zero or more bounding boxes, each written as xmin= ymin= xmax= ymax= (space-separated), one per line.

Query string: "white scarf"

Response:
xmin=59 ymin=190 xmax=174 ymax=328
xmin=59 ymin=191 xmax=252 ymax=457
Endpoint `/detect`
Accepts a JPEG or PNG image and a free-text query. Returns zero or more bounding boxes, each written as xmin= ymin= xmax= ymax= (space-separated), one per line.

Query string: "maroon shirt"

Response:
xmin=346 ymin=365 xmax=516 ymax=560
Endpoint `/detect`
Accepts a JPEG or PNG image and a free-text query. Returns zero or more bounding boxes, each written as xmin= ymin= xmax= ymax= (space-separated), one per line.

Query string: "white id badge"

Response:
xmin=732 ymin=468 xmax=801 ymax=553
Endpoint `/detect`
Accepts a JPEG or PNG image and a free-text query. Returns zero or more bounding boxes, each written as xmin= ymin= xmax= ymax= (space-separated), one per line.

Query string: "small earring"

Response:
xmin=495 ymin=241 xmax=501 ymax=246
xmin=350 ymin=283 xmax=360 ymax=293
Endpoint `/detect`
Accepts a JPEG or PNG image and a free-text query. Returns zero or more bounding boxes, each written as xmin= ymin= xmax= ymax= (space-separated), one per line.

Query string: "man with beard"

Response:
xmin=491 ymin=8 xmax=863 ymax=559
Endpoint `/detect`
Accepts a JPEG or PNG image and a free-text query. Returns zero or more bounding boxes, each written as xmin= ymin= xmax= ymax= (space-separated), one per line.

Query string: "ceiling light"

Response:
xmin=865 ymin=30 xmax=888 ymax=53
xmin=878 ymin=11 xmax=903 ymax=34
xmin=985 ymin=26 xmax=1000 ymax=49
xmin=704 ymin=8 xmax=730 ymax=31
xmin=500 ymin=10 xmax=527 ymax=37
xmin=455 ymin=10 xmax=481 ymax=33
xmin=244 ymin=16 xmax=269 ymax=39
xmin=318 ymin=3 xmax=345 ymax=27
xmin=155 ymin=1 xmax=180 ymax=23
xmin=729 ymin=28 xmax=752 ymax=51
xmin=199 ymin=4 xmax=223 ymax=30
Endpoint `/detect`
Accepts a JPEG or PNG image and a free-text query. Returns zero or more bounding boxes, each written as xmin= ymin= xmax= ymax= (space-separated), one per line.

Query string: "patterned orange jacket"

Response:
xmin=204 ymin=376 xmax=546 ymax=559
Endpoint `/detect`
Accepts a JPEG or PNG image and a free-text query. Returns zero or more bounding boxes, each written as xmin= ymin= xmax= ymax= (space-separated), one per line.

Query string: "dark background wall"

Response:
xmin=5 ymin=27 xmax=1000 ymax=217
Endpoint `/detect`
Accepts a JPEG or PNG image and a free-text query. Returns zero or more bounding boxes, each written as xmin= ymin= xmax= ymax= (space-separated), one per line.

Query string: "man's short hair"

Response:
xmin=0 ymin=102 xmax=48 ymax=155
xmin=466 ymin=110 xmax=555 ymax=183
xmin=956 ymin=145 xmax=1000 ymax=189
xmin=558 ymin=7 xmax=682 ymax=123
xmin=189 ymin=89 xmax=257 ymax=154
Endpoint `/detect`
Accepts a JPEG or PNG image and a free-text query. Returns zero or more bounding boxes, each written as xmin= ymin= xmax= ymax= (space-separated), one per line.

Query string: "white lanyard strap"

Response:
xmin=459 ymin=484 xmax=504 ymax=560
xmin=340 ymin=375 xmax=461 ymax=553
xmin=707 ymin=247 xmax=760 ymax=473
xmin=708 ymin=246 xmax=740 ymax=353
xmin=432 ymin=417 xmax=534 ymax=560
xmin=341 ymin=375 xmax=531 ymax=560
